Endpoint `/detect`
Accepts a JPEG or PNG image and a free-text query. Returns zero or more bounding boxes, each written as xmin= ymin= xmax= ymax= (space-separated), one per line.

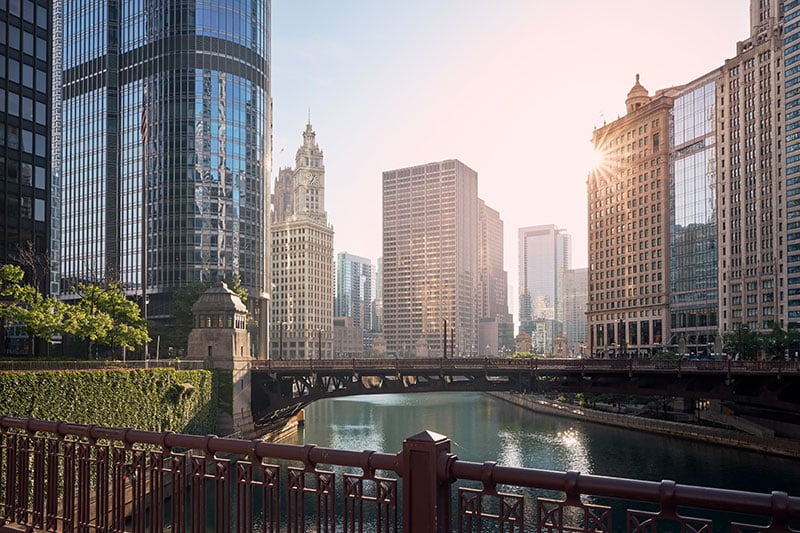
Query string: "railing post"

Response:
xmin=402 ymin=431 xmax=453 ymax=532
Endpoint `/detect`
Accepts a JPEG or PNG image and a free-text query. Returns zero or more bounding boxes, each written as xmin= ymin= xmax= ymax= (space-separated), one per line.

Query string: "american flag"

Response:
xmin=140 ymin=86 xmax=148 ymax=144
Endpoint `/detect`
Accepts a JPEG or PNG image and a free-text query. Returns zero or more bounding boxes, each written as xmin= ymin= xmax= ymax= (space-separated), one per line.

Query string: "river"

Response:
xmin=282 ymin=391 xmax=800 ymax=529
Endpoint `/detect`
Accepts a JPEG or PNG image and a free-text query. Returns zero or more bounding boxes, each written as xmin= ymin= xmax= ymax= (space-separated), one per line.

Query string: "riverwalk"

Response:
xmin=489 ymin=392 xmax=800 ymax=459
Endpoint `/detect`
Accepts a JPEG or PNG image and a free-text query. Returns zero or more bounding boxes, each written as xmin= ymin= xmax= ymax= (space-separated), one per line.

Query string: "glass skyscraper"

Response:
xmin=0 ymin=0 xmax=51 ymax=288
xmin=669 ymin=74 xmax=719 ymax=354
xmin=58 ymin=0 xmax=271 ymax=353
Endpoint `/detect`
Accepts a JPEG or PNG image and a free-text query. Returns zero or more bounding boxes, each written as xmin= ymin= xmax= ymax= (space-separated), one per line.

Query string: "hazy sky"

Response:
xmin=271 ymin=1 xmax=750 ymax=309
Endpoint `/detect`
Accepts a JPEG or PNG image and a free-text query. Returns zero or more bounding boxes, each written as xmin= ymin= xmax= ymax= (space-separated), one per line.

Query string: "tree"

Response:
xmin=149 ymin=276 xmax=248 ymax=357
xmin=66 ymin=282 xmax=149 ymax=357
xmin=0 ymin=264 xmax=67 ymax=356
xmin=723 ymin=325 xmax=762 ymax=360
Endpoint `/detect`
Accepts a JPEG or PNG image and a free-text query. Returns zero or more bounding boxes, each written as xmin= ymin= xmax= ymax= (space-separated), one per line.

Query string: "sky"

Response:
xmin=271 ymin=0 xmax=750 ymax=314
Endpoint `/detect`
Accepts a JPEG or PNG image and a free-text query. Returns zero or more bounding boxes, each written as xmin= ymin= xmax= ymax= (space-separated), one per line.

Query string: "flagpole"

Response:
xmin=141 ymin=84 xmax=149 ymax=364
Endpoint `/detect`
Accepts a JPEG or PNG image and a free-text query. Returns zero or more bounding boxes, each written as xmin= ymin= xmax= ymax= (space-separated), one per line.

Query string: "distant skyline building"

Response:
xmin=58 ymin=0 xmax=272 ymax=355
xmin=518 ymin=225 xmax=571 ymax=324
xmin=563 ymin=267 xmax=588 ymax=355
xmin=477 ymin=200 xmax=512 ymax=356
xmin=518 ymin=224 xmax=570 ymax=353
xmin=335 ymin=251 xmax=374 ymax=337
xmin=270 ymin=122 xmax=334 ymax=359
xmin=382 ymin=159 xmax=478 ymax=357
xmin=588 ymin=76 xmax=672 ymax=357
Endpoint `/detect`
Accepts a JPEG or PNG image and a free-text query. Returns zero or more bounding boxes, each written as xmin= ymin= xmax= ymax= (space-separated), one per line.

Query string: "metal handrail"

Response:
xmin=0 ymin=416 xmax=797 ymax=532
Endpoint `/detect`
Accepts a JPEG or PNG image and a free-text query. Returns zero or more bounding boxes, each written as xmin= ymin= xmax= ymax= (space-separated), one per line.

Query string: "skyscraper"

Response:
xmin=382 ymin=159 xmax=478 ymax=357
xmin=59 ymin=0 xmax=272 ymax=354
xmin=563 ymin=268 xmax=588 ymax=355
xmin=0 ymin=0 xmax=52 ymax=353
xmin=588 ymin=76 xmax=672 ymax=357
xmin=518 ymin=224 xmax=571 ymax=353
xmin=335 ymin=252 xmax=374 ymax=334
xmin=670 ymin=72 xmax=720 ymax=355
xmin=270 ymin=122 xmax=334 ymax=359
xmin=718 ymin=1 xmax=783 ymax=335
xmin=1 ymin=0 xmax=51 ymax=283
xmin=478 ymin=200 xmax=512 ymax=356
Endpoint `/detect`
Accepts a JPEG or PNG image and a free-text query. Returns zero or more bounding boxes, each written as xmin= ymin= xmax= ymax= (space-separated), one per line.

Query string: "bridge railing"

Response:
xmin=253 ymin=356 xmax=800 ymax=376
xmin=0 ymin=416 xmax=797 ymax=532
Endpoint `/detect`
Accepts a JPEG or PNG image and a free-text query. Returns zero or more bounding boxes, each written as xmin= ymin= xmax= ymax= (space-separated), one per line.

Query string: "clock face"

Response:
xmin=308 ymin=173 xmax=318 ymax=185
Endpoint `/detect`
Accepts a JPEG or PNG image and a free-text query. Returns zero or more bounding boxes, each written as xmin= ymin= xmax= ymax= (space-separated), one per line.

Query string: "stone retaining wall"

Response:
xmin=489 ymin=392 xmax=800 ymax=459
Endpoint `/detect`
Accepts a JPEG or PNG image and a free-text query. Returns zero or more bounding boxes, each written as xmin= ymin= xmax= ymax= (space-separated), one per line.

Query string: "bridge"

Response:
xmin=250 ymin=357 xmax=800 ymax=429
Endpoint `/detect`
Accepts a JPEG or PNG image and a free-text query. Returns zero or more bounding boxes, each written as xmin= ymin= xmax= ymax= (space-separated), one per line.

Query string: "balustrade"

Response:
xmin=0 ymin=416 xmax=797 ymax=532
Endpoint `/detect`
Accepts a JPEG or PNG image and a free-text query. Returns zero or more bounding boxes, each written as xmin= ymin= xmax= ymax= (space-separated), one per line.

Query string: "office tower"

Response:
xmin=719 ymin=1 xmax=783 ymax=334
xmin=518 ymin=224 xmax=570 ymax=353
xmin=59 ymin=0 xmax=272 ymax=354
xmin=335 ymin=251 xmax=374 ymax=335
xmin=382 ymin=159 xmax=478 ymax=357
xmin=670 ymin=72 xmax=721 ymax=355
xmin=0 ymin=0 xmax=52 ymax=353
xmin=477 ymin=200 xmax=512 ymax=356
xmin=785 ymin=1 xmax=800 ymax=328
xmin=270 ymin=122 xmax=334 ymax=359
xmin=563 ymin=268 xmax=588 ymax=355
xmin=588 ymin=76 xmax=672 ymax=357
xmin=1 ymin=0 xmax=51 ymax=282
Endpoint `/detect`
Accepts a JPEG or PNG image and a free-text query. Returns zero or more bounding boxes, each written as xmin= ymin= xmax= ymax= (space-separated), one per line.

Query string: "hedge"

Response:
xmin=0 ymin=368 xmax=216 ymax=435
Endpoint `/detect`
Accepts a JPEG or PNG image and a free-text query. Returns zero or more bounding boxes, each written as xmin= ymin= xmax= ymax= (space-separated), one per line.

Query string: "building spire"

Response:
xmin=308 ymin=107 xmax=311 ymax=125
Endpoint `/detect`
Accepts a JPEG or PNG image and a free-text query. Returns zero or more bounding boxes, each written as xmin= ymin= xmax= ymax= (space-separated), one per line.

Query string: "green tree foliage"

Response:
xmin=68 ymin=281 xmax=150 ymax=356
xmin=149 ymin=276 xmax=248 ymax=357
xmin=1 ymin=264 xmax=149 ymax=358
xmin=723 ymin=325 xmax=763 ymax=360
xmin=0 ymin=264 xmax=68 ymax=355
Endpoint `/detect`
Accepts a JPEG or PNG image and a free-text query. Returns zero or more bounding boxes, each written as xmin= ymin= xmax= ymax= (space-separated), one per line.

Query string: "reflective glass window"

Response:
xmin=22 ymin=64 xmax=32 ymax=87
xmin=35 ymin=68 xmax=46 ymax=92
xmin=8 ymin=26 xmax=20 ymax=49
xmin=7 ymin=93 xmax=19 ymax=116
xmin=22 ymin=30 xmax=33 ymax=56
xmin=8 ymin=58 xmax=19 ymax=83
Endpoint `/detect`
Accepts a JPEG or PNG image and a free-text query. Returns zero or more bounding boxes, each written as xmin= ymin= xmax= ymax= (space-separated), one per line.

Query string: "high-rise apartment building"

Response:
xmin=335 ymin=252 xmax=374 ymax=334
xmin=382 ymin=159 xmax=478 ymax=357
xmin=58 ymin=0 xmax=272 ymax=353
xmin=270 ymin=122 xmax=334 ymax=359
xmin=477 ymin=200 xmax=512 ymax=356
xmin=588 ymin=76 xmax=672 ymax=357
xmin=718 ymin=1 xmax=783 ymax=334
xmin=1 ymin=0 xmax=51 ymax=285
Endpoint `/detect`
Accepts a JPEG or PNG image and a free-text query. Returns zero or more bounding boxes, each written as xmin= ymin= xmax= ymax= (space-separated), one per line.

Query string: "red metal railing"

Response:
xmin=0 ymin=416 xmax=797 ymax=532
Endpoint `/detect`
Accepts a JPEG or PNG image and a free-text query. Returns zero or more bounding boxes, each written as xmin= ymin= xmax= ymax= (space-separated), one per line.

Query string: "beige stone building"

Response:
xmin=587 ymin=76 xmax=673 ymax=357
xmin=717 ymin=1 xmax=784 ymax=335
xmin=382 ymin=159 xmax=478 ymax=357
xmin=270 ymin=122 xmax=334 ymax=359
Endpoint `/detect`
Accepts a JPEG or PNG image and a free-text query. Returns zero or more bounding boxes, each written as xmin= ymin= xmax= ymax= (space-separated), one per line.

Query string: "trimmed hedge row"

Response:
xmin=0 ymin=368 xmax=216 ymax=435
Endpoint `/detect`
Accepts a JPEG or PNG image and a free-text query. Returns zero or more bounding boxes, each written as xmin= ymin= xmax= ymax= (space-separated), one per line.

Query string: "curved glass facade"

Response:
xmin=60 ymin=0 xmax=271 ymax=324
